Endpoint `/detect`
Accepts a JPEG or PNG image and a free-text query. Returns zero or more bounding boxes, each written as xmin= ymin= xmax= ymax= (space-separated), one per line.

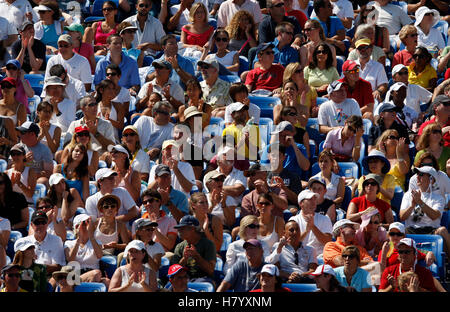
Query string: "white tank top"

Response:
xmin=6 ymin=167 xmax=32 ymax=203
xmin=119 ymin=265 xmax=151 ymax=292
xmin=257 ymin=216 xmax=279 ymax=251
xmin=94 ymin=218 xmax=119 ymax=246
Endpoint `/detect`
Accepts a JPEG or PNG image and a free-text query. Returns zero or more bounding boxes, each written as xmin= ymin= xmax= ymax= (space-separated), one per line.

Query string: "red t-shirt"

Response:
xmin=392 ymin=49 xmax=414 ymax=67
xmin=285 ymin=9 xmax=307 ymax=29
xmin=338 ymin=77 xmax=374 ymax=108
xmin=350 ymin=195 xmax=391 ymax=223
xmin=445 ymin=68 xmax=450 ymax=81
xmin=418 ymin=117 xmax=450 ymax=147
xmin=74 ymin=43 xmax=95 ymax=74
xmin=379 ymin=263 xmax=437 ymax=292
xmin=377 ymin=248 xmax=426 ymax=268
xmin=245 ymin=64 xmax=285 ymax=92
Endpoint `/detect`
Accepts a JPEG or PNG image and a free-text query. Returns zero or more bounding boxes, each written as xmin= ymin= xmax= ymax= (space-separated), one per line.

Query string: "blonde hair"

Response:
xmin=416 ymin=122 xmax=443 ymax=151
xmin=375 ymin=129 xmax=399 ymax=152
xmin=189 ymin=3 xmax=208 ymax=24
xmin=398 ymin=271 xmax=418 ymax=292
xmin=283 ymin=62 xmax=302 ymax=83
xmin=12 ymin=251 xmax=25 ymax=266
xmin=225 ymin=10 xmax=256 ymax=41
xmin=398 ymin=25 xmax=418 ymax=44
xmin=189 ymin=192 xmax=207 ymax=214
xmin=238 ymin=215 xmax=258 ymax=240
xmin=305 ymin=19 xmax=325 ymax=41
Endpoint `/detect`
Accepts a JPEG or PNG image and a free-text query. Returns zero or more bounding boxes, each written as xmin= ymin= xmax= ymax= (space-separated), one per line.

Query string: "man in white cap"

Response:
xmin=85 ymin=168 xmax=139 ymax=224
xmin=45 ymin=34 xmax=92 ymax=92
xmin=318 ymin=80 xmax=362 ymax=135
xmin=289 ymin=190 xmax=333 ymax=258
xmin=399 ymin=166 xmax=450 ymax=258
xmin=379 ymin=237 xmax=444 ymax=292
xmin=384 ymin=82 xmax=419 ymax=129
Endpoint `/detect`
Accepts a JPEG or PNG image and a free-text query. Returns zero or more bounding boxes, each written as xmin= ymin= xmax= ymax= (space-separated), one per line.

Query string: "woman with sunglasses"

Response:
xmin=54 ymin=143 xmax=90 ymax=201
xmin=109 ymin=144 xmax=141 ymax=202
xmin=189 ymin=192 xmax=223 ymax=253
xmin=304 ymin=43 xmax=339 ymax=97
xmin=1 ymin=60 xmax=34 ymax=115
xmin=333 ymin=245 xmax=372 ymax=292
xmin=59 ymin=126 xmax=99 ymax=179
xmin=378 ymin=222 xmax=434 ymax=273
xmin=201 ymin=29 xmax=240 ymax=76
xmin=354 ymin=208 xmax=388 ymax=258
xmin=96 ymin=79 xmax=124 ymax=141
xmin=256 ymin=193 xmax=285 ymax=252
xmin=181 ymin=3 xmax=214 ymax=53
xmin=179 ymin=78 xmax=212 ymax=127
xmin=415 ymin=123 xmax=450 ymax=172
xmin=301 ymin=19 xmax=337 ymax=69
xmin=6 ymin=144 xmax=37 ymax=204
xmin=394 ymin=25 xmax=419 ymax=67
xmin=408 ymin=46 xmax=437 ymax=91
xmin=105 ymin=64 xmax=130 ymax=120
xmin=33 ymin=0 xmax=66 ymax=54
xmin=134 ymin=219 xmax=164 ymax=272
xmin=0 ymin=173 xmax=29 ymax=236
xmin=31 ymin=197 xmax=66 ymax=241
xmin=35 ymin=101 xmax=61 ymax=154
xmin=121 ymin=126 xmax=150 ymax=183
xmin=0 ymin=77 xmax=26 ymax=127
xmin=225 ymin=10 xmax=257 ymax=59
xmin=83 ymin=1 xmax=119 ymax=56
xmin=93 ymin=193 xmax=130 ymax=256
xmin=224 ymin=215 xmax=270 ymax=275
xmin=375 ymin=129 xmax=410 ymax=190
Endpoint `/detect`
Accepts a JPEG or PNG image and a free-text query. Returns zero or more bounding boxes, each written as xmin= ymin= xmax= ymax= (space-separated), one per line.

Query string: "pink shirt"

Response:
xmin=0 ymin=78 xmax=29 ymax=113
xmin=323 ymin=127 xmax=360 ymax=157
xmin=73 ymin=43 xmax=95 ymax=74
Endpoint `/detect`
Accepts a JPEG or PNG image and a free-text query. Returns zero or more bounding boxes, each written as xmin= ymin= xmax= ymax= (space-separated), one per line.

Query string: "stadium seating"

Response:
xmin=6 ymin=231 xmax=23 ymax=259
xmin=187 ymin=282 xmax=215 ymax=292
xmin=74 ymin=282 xmax=107 ymax=292
xmin=282 ymin=283 xmax=318 ymax=292
xmin=25 ymin=74 xmax=45 ymax=96
xmin=258 ymin=117 xmax=274 ymax=148
xmin=220 ymin=232 xmax=232 ymax=260
xmin=205 ymin=116 xmax=225 ymax=138
xmin=32 ymin=183 xmax=47 ymax=207
xmin=0 ymin=159 xmax=6 ymax=172
xmin=390 ymin=186 xmax=404 ymax=216
xmin=311 ymin=161 xmax=359 ymax=178
xmin=100 ymin=255 xmax=118 ymax=279
xmin=159 ymin=256 xmax=170 ymax=279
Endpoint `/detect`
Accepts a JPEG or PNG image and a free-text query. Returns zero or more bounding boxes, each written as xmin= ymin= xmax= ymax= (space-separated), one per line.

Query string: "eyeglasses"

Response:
xmin=215 ymin=37 xmax=228 ymax=42
xmin=138 ymin=3 xmax=150 ymax=8
xmin=102 ymin=7 xmax=115 ymax=11
xmin=33 ymin=220 xmax=47 ymax=226
xmin=387 ymin=135 xmax=399 ymax=140
xmin=263 ymin=50 xmax=274 ymax=55
xmin=199 ymin=64 xmax=211 ymax=70
xmin=38 ymin=204 xmax=52 ymax=210
xmin=342 ymin=254 xmax=356 ymax=259
xmin=258 ymin=201 xmax=272 ymax=206
xmin=6 ymin=66 xmax=17 ymax=71
xmin=346 ymin=68 xmax=360 ymax=74
xmin=123 ymin=132 xmax=137 ymax=137
xmin=247 ymin=223 xmax=260 ymax=229
xmin=102 ymin=204 xmax=117 ymax=210
xmin=155 ymin=110 xmax=170 ymax=116
xmin=76 ymin=132 xmax=90 ymax=137
xmin=0 ymin=83 xmax=14 ymax=89
xmin=398 ymin=249 xmax=413 ymax=255
xmin=413 ymin=54 xmax=426 ymax=59
xmin=424 ymin=12 xmax=434 ymax=16
xmin=364 ymin=181 xmax=378 ymax=187
xmin=106 ymin=72 xmax=118 ymax=77
xmin=398 ymin=71 xmax=409 ymax=76
xmin=142 ymin=198 xmax=160 ymax=205
xmin=420 ymin=162 xmax=433 ymax=167
xmin=431 ymin=129 xmax=442 ymax=135
xmin=388 ymin=232 xmax=404 ymax=237
xmin=286 ymin=112 xmax=297 ymax=116
xmin=271 ymin=2 xmax=284 ymax=8
xmin=6 ymin=273 xmax=21 ymax=278
xmin=316 ymin=50 xmax=327 ymax=55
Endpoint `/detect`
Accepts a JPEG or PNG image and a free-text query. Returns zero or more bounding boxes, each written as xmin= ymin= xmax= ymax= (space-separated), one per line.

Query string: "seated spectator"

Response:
xmin=379 ymin=238 xmax=444 ymax=292
xmin=374 ymin=129 xmax=410 ymax=190
xmin=322 ymin=114 xmax=364 ymax=162
xmin=217 ymin=0 xmax=263 ymax=29
xmin=254 ymin=193 xmax=285 ymax=251
xmin=274 ymin=80 xmax=309 ymax=133
xmin=133 ymin=100 xmax=174 ymax=160
xmin=217 ymin=238 xmax=266 ymax=292
xmin=180 ymin=3 xmax=214 ymax=53
xmin=132 ymin=89 xmax=163 ymax=121
xmin=137 ymin=189 xmax=178 ymax=253
xmin=12 ymin=20 xmax=46 ymax=74
xmin=92 ymin=193 xmax=130 ymax=256
xmin=334 ymin=245 xmax=372 ymax=292
xmin=0 ymin=264 xmax=27 ymax=292
xmin=103 ymin=64 xmax=130 ymax=123
xmin=6 ymin=143 xmax=36 ymax=204
xmin=0 ymin=117 xmax=18 ymax=160
xmin=47 ymin=173 xmax=83 ymax=224
xmin=358 ymin=150 xmax=395 ymax=205
xmin=83 ymin=1 xmax=119 ymax=56
xmin=0 ymin=174 xmax=27 ymax=236
xmin=354 ymin=208 xmax=388 ymax=257
xmin=393 ymin=25 xmax=418 ymax=67
xmin=354 ymin=38 xmax=389 ymax=102
xmin=178 ymin=79 xmax=213 ymax=126
xmin=64 ymin=214 xmax=104 ymax=283
xmin=121 ymin=126 xmax=150 ymax=182
xmin=385 ymin=82 xmax=420 ymax=130
xmin=45 ymin=34 xmax=92 ymax=92
xmin=31 ymin=197 xmax=66 ymax=241
xmin=372 ymin=0 xmax=413 ymax=37
xmin=224 ymin=82 xmax=260 ymax=127
xmin=348 ymin=174 xmax=394 ymax=226
xmin=250 ymin=263 xmax=292 ymax=292
xmin=415 ymin=123 xmax=450 ymax=171
xmin=85 ymin=168 xmax=139 ymax=224
xmin=284 ymin=0 xmax=307 ymax=29
xmin=289 ymin=189 xmax=333 ymax=258
xmin=133 ymin=218 xmax=164 ymax=272
xmin=35 ymin=101 xmax=61 ymax=155
xmin=417 ymin=95 xmax=449 ymax=147
xmin=64 ymin=24 xmax=95 ymax=74
xmin=415 ymin=7 xmax=445 ymax=58
xmin=109 ymin=240 xmax=158 ymax=292
xmin=378 ymin=222 xmax=434 ymax=273
xmin=275 ymin=106 xmax=310 ymax=157
xmin=34 ymin=1 xmax=66 ymax=53
xmin=309 ymin=176 xmax=336 ymax=223
xmin=311 ymin=0 xmax=354 ymax=30
xmin=94 ymin=34 xmax=140 ymax=94
xmin=117 ymin=22 xmax=143 ymax=67
xmin=166 ymin=0 xmax=194 ymax=32
xmin=318 ymin=80 xmax=362 ymax=135
xmin=201 ymin=29 xmax=240 ymax=75
xmin=166 ymin=264 xmax=198 ymax=292
xmin=52 ymin=266 xmax=75 ymax=292
xmin=399 ymin=166 xmax=450 ymax=258
xmin=338 ymin=60 xmax=375 ymax=121
xmin=348 ymin=24 xmax=386 ymax=66
xmin=198 ymin=59 xmax=232 ymax=118
xmin=245 ymin=43 xmax=285 ymax=93
xmin=304 ymin=43 xmax=339 ymax=97
xmin=0 ymin=77 xmax=26 ymax=127
xmin=224 ymin=10 xmax=258 ymax=59
xmin=171 ymin=215 xmax=216 ymax=285
xmin=311 ymin=151 xmax=345 ymax=207
xmin=323 ymin=219 xmax=373 ymax=268
xmin=309 ymin=264 xmax=351 ymax=292
xmin=12 ymin=239 xmax=47 ymax=292
xmin=1 ymin=60 xmax=34 ymax=116
xmin=408 ymin=46 xmax=437 ymax=91
xmin=267 ymin=220 xmax=317 ymax=283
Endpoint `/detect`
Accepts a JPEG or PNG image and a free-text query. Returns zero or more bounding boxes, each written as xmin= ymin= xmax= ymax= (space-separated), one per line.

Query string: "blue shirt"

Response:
xmin=253 ymin=38 xmax=299 ymax=68
xmin=160 ymin=188 xmax=189 ymax=217
xmin=122 ymin=47 xmax=141 ymax=63
xmin=224 ymin=259 xmax=264 ymax=292
xmin=313 ymin=16 xmax=345 ymax=38
xmin=334 ymin=266 xmax=372 ymax=292
xmin=94 ymin=52 xmax=140 ymax=88
xmin=147 ymin=54 xmax=195 ymax=90
xmin=260 ymin=143 xmax=308 ymax=176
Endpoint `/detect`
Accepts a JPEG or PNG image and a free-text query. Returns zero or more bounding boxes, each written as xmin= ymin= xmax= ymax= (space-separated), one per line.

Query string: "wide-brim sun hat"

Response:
xmin=362 ymin=150 xmax=391 ymax=174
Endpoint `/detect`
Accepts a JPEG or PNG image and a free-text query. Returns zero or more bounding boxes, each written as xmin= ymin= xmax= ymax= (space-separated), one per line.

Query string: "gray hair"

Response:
xmin=80 ymin=95 xmax=96 ymax=108
xmin=355 ymin=24 xmax=375 ymax=41
xmin=152 ymin=100 xmax=173 ymax=115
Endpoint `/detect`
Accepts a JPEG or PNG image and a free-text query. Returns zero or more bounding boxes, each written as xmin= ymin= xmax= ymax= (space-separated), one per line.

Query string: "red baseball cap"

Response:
xmin=167 ymin=264 xmax=188 ymax=278
xmin=75 ymin=126 xmax=89 ymax=133
xmin=342 ymin=60 xmax=359 ymax=72
xmin=0 ymin=77 xmax=17 ymax=87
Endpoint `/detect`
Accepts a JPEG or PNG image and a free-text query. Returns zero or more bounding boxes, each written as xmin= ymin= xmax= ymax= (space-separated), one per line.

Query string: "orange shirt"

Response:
xmin=323 ymin=237 xmax=373 ymax=268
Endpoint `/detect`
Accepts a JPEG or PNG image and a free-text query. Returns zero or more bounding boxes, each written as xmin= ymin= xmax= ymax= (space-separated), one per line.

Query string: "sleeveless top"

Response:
xmin=40 ymin=124 xmax=57 ymax=150
xmin=61 ymin=163 xmax=84 ymax=199
xmin=41 ymin=24 xmax=59 ymax=48
xmin=95 ymin=22 xmax=117 ymax=46
xmin=207 ymin=50 xmax=238 ymax=67
xmin=181 ymin=25 xmax=214 ymax=47
xmin=94 ymin=218 xmax=119 ymax=255
xmin=311 ymin=171 xmax=341 ymax=201
xmin=6 ymin=167 xmax=32 ymax=203
xmin=257 ymin=216 xmax=279 ymax=251
xmin=3 ymin=104 xmax=21 ymax=126
xmin=119 ymin=265 xmax=151 ymax=292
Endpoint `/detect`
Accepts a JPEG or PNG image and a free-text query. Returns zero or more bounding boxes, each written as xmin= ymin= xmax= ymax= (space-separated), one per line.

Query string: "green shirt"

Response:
xmin=304 ymin=66 xmax=340 ymax=89
xmin=415 ymin=146 xmax=450 ymax=172
xmin=438 ymin=46 xmax=450 ymax=69
xmin=19 ymin=263 xmax=47 ymax=292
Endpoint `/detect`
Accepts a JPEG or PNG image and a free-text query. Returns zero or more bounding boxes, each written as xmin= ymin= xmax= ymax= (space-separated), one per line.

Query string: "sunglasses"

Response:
xmin=364 ymin=181 xmax=378 ymax=186
xmin=199 ymin=64 xmax=211 ymax=70
xmin=102 ymin=7 xmax=115 ymax=11
xmin=33 ymin=220 xmax=47 ymax=225
xmin=388 ymin=232 xmax=404 ymax=237
xmin=247 ymin=223 xmax=260 ymax=229
xmin=398 ymin=250 xmax=413 ymax=255
xmin=397 ymin=71 xmax=408 ymax=76
xmin=346 ymin=68 xmax=360 ymax=74
xmin=142 ymin=227 xmax=156 ymax=232
xmin=342 ymin=254 xmax=356 ymax=259
xmin=258 ymin=201 xmax=272 ymax=206
xmin=10 ymin=151 xmax=24 ymax=156
xmin=424 ymin=12 xmax=434 ymax=16
xmin=271 ymin=2 xmax=284 ymax=8
xmin=106 ymin=72 xmax=118 ymax=77
xmin=283 ymin=31 xmax=294 ymax=36
xmin=58 ymin=44 xmax=70 ymax=48
xmin=303 ymin=28 xmax=315 ymax=32
xmin=122 ymin=132 xmax=137 ymax=137
xmin=316 ymin=50 xmax=327 ymax=55
xmin=86 ymin=102 xmax=97 ymax=107
xmin=142 ymin=198 xmax=160 ymax=205
xmin=38 ymin=10 xmax=50 ymax=14
xmin=138 ymin=3 xmax=149 ymax=8
xmin=76 ymin=132 xmax=90 ymax=137
xmin=431 ymin=129 xmax=442 ymax=134
xmin=387 ymin=135 xmax=399 ymax=140
xmin=409 ymin=33 xmax=418 ymax=38
xmin=102 ymin=204 xmax=117 ymax=210
xmin=213 ymin=177 xmax=225 ymax=182
xmin=156 ymin=110 xmax=170 ymax=116
xmin=6 ymin=66 xmax=17 ymax=71
xmin=0 ymin=83 xmax=14 ymax=89
xmin=215 ymin=37 xmax=228 ymax=42
xmin=417 ymin=172 xmax=430 ymax=177
xmin=6 ymin=273 xmax=21 ymax=278
xmin=286 ymin=112 xmax=297 ymax=116
xmin=357 ymin=45 xmax=370 ymax=51
xmin=413 ymin=54 xmax=426 ymax=59
xmin=420 ymin=162 xmax=433 ymax=167
xmin=38 ymin=204 xmax=52 ymax=210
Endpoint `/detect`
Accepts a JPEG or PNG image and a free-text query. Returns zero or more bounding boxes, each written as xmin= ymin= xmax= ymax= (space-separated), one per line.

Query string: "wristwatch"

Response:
xmin=175 ymin=67 xmax=181 ymax=73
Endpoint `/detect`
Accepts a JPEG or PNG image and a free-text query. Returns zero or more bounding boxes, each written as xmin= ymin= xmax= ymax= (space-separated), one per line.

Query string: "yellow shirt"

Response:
xmin=222 ymin=124 xmax=261 ymax=160
xmin=387 ymin=162 xmax=406 ymax=191
xmin=357 ymin=173 xmax=396 ymax=204
xmin=408 ymin=63 xmax=437 ymax=89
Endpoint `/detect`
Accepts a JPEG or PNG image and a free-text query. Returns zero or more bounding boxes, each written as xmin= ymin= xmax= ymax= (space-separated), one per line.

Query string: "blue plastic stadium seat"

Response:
xmin=159 ymin=257 xmax=170 ymax=279
xmin=143 ymin=55 xmax=154 ymax=67
xmin=341 ymin=185 xmax=352 ymax=212
xmin=74 ymin=282 xmax=107 ymax=292
xmin=66 ymin=232 xmax=76 ymax=240
xmin=32 ymin=183 xmax=47 ymax=207
xmin=205 ymin=117 xmax=225 ymax=138
xmin=0 ymin=159 xmax=6 ymax=172
xmin=187 ymin=282 xmax=215 ymax=292
xmin=6 ymin=231 xmax=23 ymax=259
xmin=390 ymin=186 xmax=404 ymax=215
xmin=406 ymin=234 xmax=446 ymax=280
xmin=238 ymin=56 xmax=249 ymax=76
xmin=98 ymin=160 xmax=108 ymax=169
xmin=433 ymin=20 xmax=449 ymax=45
xmin=282 ymin=283 xmax=318 ymax=292
xmin=283 ymin=209 xmax=293 ymax=222
xmin=258 ymin=117 xmax=273 ymax=148
xmin=100 ymin=255 xmax=117 ymax=279
xmin=27 ymin=95 xmax=41 ymax=117
xmin=220 ymin=232 xmax=232 ymax=260
xmin=75 ymin=207 xmax=87 ymax=216
xmin=336 ymin=208 xmax=345 ymax=221
xmin=312 ymin=161 xmax=359 ymax=178
xmin=316 ymin=97 xmax=328 ymax=106
xmin=89 ymin=182 xmax=98 ymax=196
xmin=140 ymin=181 xmax=148 ymax=196
xmin=25 ymin=74 xmax=45 ymax=95
xmin=441 ymin=210 xmax=449 ymax=231
xmin=214 ymin=256 xmax=224 ymax=283
xmin=248 ymin=95 xmax=281 ymax=119
xmin=219 ymin=75 xmax=241 ymax=83
xmin=94 ymin=55 xmax=105 ymax=64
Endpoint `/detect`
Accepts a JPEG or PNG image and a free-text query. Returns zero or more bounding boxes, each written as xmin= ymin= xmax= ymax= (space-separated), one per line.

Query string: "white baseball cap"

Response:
xmin=332 ymin=219 xmax=360 ymax=237
xmin=297 ymin=189 xmax=319 ymax=204
xmin=260 ymin=264 xmax=279 ymax=277
xmin=392 ymin=64 xmax=407 ymax=76
xmin=309 ymin=264 xmax=336 ymax=277
xmin=390 ymin=82 xmax=407 ymax=92
xmin=95 ymin=168 xmax=118 ymax=182
xmin=413 ymin=166 xmax=438 ymax=182
xmin=73 ymin=214 xmax=90 ymax=229
xmin=398 ymin=238 xmax=417 ymax=251
xmin=49 ymin=173 xmax=65 ymax=187
xmin=14 ymin=239 xmax=36 ymax=252
xmin=388 ymin=222 xmax=405 ymax=234
xmin=108 ymin=144 xmax=130 ymax=158
xmin=124 ymin=240 xmax=147 ymax=258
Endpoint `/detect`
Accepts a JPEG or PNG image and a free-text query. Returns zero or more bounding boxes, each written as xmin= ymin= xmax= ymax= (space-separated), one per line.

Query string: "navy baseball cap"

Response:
xmin=174 ymin=215 xmax=200 ymax=229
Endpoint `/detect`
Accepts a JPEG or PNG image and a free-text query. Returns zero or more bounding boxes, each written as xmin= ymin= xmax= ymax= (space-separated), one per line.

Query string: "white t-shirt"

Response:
xmin=18 ymin=234 xmax=66 ymax=266
xmin=45 ymin=53 xmax=93 ymax=85
xmin=145 ymin=241 xmax=165 ymax=258
xmin=138 ymin=79 xmax=185 ymax=105
xmin=0 ymin=15 xmax=17 ymax=40
xmin=310 ymin=0 xmax=354 ymax=28
xmin=400 ymin=189 xmax=445 ymax=229
xmin=318 ymin=98 xmax=362 ymax=128
xmin=41 ymin=76 xmax=86 ymax=106
xmin=64 ymin=239 xmax=101 ymax=270
xmin=148 ymin=161 xmax=196 ymax=197
xmin=65 ymin=118 xmax=117 ymax=153
xmin=0 ymin=0 xmax=37 ymax=32
xmin=131 ymin=149 xmax=150 ymax=174
xmin=409 ymin=171 xmax=450 ymax=203
xmin=289 ymin=213 xmax=333 ymax=257
xmin=170 ymin=4 xmax=190 ymax=32
xmin=85 ymin=187 xmax=137 ymax=222
xmin=417 ymin=26 xmax=446 ymax=52
xmin=217 ymin=167 xmax=247 ymax=206
xmin=49 ymin=98 xmax=76 ymax=134
xmin=123 ymin=14 xmax=165 ymax=55
xmin=373 ymin=2 xmax=413 ymax=36
xmin=216 ymin=0 xmax=263 ymax=28
xmin=112 ymin=87 xmax=131 ymax=105
xmin=133 ymin=116 xmax=174 ymax=150
xmin=356 ymin=59 xmax=389 ymax=92
xmin=224 ymin=103 xmax=261 ymax=125
xmin=383 ymin=83 xmax=432 ymax=115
